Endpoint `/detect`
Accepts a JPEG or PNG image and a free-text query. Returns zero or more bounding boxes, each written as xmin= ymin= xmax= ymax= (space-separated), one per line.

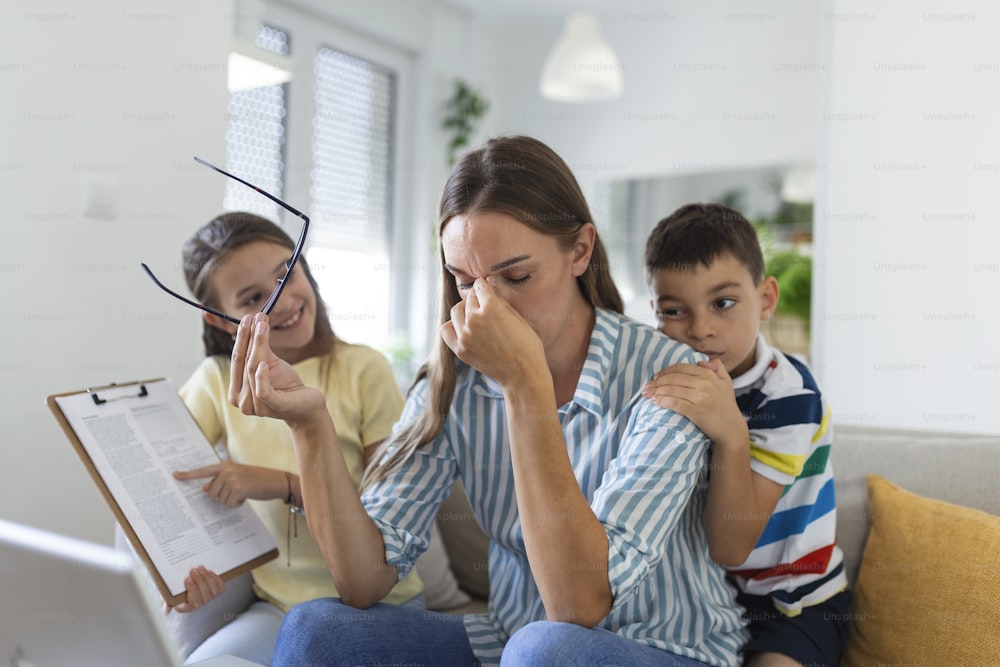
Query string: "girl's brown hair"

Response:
xmin=182 ymin=211 xmax=337 ymax=358
xmin=362 ymin=135 xmax=622 ymax=488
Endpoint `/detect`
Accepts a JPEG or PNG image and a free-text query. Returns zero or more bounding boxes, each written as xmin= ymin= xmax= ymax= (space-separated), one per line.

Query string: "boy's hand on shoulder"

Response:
xmin=642 ymin=360 xmax=748 ymax=448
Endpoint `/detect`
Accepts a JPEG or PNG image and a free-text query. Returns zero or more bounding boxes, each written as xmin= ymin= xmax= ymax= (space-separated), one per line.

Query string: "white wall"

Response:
xmin=7 ymin=0 xmax=996 ymax=547
xmin=0 ymin=0 xmax=488 ymax=544
xmin=812 ymin=0 xmax=1000 ymax=434
xmin=0 ymin=2 xmax=230 ymax=542
xmin=476 ymin=1 xmax=822 ymax=190
xmin=476 ymin=1 xmax=1000 ymax=435
xmin=472 ymin=1 xmax=823 ymax=320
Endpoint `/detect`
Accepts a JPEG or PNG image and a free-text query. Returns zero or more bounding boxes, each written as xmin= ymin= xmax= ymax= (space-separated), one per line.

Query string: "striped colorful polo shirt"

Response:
xmin=727 ymin=334 xmax=848 ymax=616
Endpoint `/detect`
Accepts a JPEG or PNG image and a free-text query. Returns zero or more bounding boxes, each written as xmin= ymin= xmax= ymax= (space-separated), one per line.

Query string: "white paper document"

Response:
xmin=52 ymin=379 xmax=277 ymax=600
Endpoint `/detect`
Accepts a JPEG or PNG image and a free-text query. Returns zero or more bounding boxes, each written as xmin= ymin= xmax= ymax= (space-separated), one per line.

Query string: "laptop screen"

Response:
xmin=0 ymin=517 xmax=182 ymax=667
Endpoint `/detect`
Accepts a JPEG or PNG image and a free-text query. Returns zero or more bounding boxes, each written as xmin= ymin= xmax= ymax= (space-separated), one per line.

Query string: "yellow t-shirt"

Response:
xmin=179 ymin=341 xmax=422 ymax=611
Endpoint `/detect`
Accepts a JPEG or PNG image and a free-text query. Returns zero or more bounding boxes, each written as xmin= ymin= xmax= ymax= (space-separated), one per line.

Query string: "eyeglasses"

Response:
xmin=141 ymin=157 xmax=310 ymax=325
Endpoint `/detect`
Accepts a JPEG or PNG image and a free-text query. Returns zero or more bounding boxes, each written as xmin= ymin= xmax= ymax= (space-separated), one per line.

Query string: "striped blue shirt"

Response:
xmin=362 ymin=309 xmax=749 ymax=666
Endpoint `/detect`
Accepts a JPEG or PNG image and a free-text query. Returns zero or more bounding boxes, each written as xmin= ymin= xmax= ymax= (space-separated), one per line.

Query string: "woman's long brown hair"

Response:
xmin=361 ymin=135 xmax=622 ymax=489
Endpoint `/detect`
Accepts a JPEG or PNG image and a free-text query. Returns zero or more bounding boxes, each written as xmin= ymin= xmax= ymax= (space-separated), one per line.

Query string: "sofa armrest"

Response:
xmin=436 ymin=481 xmax=490 ymax=604
xmin=832 ymin=425 xmax=1000 ymax=584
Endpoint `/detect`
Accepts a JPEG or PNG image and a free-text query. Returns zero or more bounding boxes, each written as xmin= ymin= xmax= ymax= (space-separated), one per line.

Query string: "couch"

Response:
xmin=150 ymin=425 xmax=1000 ymax=665
xmin=826 ymin=425 xmax=1000 ymax=666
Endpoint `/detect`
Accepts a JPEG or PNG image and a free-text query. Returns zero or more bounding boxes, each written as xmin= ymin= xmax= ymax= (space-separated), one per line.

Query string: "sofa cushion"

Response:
xmin=831 ymin=425 xmax=1000 ymax=584
xmin=841 ymin=475 xmax=1000 ymax=667
xmin=436 ymin=481 xmax=490 ymax=600
xmin=416 ymin=520 xmax=471 ymax=610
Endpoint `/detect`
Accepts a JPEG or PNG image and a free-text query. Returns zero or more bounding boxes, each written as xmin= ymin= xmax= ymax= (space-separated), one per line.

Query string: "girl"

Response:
xmin=170 ymin=212 xmax=422 ymax=664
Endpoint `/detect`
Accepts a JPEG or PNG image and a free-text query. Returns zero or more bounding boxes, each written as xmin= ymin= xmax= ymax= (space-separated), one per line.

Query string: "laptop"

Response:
xmin=0 ymin=518 xmax=259 ymax=667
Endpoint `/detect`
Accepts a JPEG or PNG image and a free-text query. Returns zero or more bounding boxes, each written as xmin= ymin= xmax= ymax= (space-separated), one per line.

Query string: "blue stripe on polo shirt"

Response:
xmin=748 ymin=393 xmax=824 ymax=431
xmin=784 ymin=352 xmax=820 ymax=393
xmin=755 ymin=477 xmax=837 ymax=547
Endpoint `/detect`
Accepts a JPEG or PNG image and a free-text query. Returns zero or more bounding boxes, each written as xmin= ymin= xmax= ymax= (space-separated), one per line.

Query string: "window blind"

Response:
xmin=224 ymin=24 xmax=288 ymax=221
xmin=310 ymin=46 xmax=396 ymax=253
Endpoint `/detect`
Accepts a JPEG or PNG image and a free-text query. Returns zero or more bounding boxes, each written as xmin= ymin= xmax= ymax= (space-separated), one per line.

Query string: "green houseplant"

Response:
xmin=442 ymin=79 xmax=489 ymax=166
xmin=766 ymin=249 xmax=812 ymax=328
xmin=750 ymin=195 xmax=814 ymax=353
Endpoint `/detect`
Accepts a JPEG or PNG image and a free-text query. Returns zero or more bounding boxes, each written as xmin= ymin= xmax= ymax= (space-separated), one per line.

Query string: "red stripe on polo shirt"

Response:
xmin=729 ymin=543 xmax=835 ymax=581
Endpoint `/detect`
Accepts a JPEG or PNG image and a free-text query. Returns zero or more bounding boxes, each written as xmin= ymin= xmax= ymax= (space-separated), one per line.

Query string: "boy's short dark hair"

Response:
xmin=645 ymin=202 xmax=765 ymax=285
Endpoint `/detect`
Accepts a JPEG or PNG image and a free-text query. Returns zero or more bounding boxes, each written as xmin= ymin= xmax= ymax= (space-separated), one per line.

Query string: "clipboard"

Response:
xmin=47 ymin=378 xmax=279 ymax=606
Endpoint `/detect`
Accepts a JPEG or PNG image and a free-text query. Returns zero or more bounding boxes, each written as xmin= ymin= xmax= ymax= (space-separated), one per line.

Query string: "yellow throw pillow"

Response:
xmin=842 ymin=475 xmax=1000 ymax=666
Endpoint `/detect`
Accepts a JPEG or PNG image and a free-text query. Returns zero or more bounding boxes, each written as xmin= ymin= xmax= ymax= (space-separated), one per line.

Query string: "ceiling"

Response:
xmin=439 ymin=0 xmax=672 ymax=22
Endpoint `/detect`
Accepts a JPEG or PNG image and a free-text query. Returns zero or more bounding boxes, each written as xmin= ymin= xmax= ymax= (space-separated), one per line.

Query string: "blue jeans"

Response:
xmin=273 ymin=597 xmax=478 ymax=667
xmin=501 ymin=621 xmax=710 ymax=666
xmin=274 ymin=599 xmax=710 ymax=666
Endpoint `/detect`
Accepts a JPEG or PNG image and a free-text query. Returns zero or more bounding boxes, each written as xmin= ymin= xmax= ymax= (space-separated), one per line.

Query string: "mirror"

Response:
xmin=595 ymin=163 xmax=816 ymax=358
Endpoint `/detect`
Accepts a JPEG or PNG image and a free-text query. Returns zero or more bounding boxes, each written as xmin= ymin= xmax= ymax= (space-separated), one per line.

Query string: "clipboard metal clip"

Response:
xmin=89 ymin=384 xmax=149 ymax=406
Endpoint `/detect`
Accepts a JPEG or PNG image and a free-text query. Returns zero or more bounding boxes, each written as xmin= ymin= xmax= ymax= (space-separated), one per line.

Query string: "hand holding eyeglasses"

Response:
xmin=141 ymin=157 xmax=310 ymax=324
xmin=228 ymin=313 xmax=327 ymax=426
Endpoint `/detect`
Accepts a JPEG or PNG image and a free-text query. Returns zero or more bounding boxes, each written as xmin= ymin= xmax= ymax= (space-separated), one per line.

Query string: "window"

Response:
xmin=224 ymin=82 xmax=286 ymax=220
xmin=224 ymin=14 xmax=411 ymax=353
xmin=224 ymin=23 xmax=288 ymax=220
xmin=310 ymin=47 xmax=395 ymax=253
xmin=307 ymin=46 xmax=396 ymax=347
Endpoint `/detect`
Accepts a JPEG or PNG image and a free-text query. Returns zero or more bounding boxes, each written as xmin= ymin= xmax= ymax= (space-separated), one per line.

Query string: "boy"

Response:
xmin=642 ymin=203 xmax=850 ymax=667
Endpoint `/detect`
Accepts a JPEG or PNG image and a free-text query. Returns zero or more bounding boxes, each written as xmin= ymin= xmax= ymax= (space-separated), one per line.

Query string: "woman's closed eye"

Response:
xmin=457 ymin=273 xmax=533 ymax=290
xmin=504 ymin=274 xmax=532 ymax=286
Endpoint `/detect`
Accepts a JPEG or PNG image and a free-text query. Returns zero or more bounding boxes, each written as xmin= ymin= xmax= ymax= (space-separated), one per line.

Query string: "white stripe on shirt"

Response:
xmin=363 ymin=309 xmax=748 ymax=666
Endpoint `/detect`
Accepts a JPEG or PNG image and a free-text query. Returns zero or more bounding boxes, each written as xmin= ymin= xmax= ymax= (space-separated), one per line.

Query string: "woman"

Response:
xmin=230 ymin=136 xmax=748 ymax=666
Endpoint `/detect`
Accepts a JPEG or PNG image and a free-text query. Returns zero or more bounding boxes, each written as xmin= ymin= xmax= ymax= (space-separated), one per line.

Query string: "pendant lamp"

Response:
xmin=540 ymin=13 xmax=624 ymax=103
